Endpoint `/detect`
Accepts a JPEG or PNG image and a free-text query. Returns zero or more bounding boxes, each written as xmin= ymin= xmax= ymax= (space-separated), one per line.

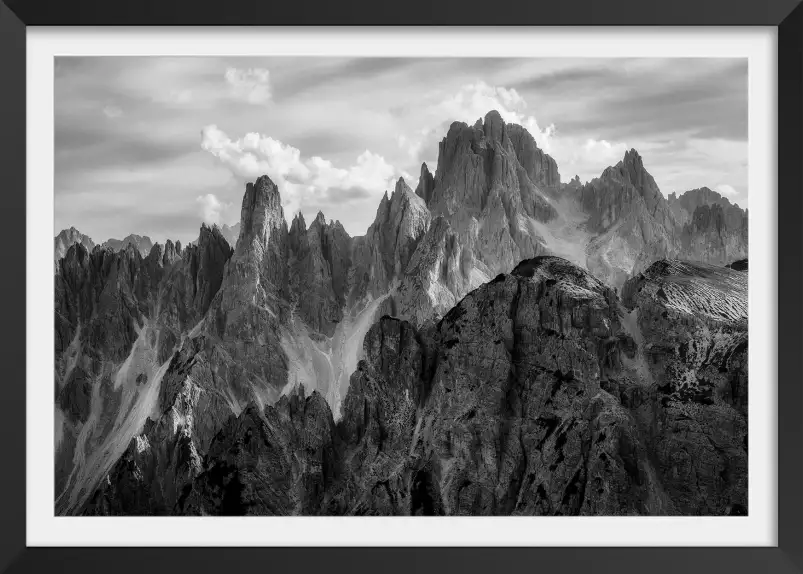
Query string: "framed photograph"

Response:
xmin=2 ymin=0 xmax=801 ymax=572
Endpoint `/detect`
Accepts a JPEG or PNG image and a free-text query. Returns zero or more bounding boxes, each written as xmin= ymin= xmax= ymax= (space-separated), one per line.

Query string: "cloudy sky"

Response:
xmin=55 ymin=57 xmax=748 ymax=244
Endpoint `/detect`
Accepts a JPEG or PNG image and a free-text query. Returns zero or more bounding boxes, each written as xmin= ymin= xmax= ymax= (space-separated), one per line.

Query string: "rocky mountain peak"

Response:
xmin=291 ymin=211 xmax=306 ymax=231
xmin=350 ymin=172 xmax=431 ymax=303
xmin=482 ymin=109 xmax=508 ymax=144
xmin=146 ymin=242 xmax=165 ymax=267
xmin=283 ymin=203 xmax=354 ymax=336
xmin=669 ymin=186 xmax=747 ymax=266
xmin=415 ymin=162 xmax=435 ymax=206
xmin=198 ymin=220 xmax=227 ymax=246
xmin=598 ymin=148 xmax=668 ymax=212
xmin=187 ymin=221 xmax=234 ymax=316
xmin=313 ymin=210 xmax=327 ymax=227
xmin=163 ymin=239 xmax=179 ymax=265
xmin=288 ymin=212 xmax=307 ymax=253
xmin=622 ymin=147 xmax=643 ymax=170
xmin=391 ymin=176 xmax=415 ymax=200
xmin=224 ymin=175 xmax=290 ymax=300
xmin=54 ymin=226 xmax=96 ymax=270
xmin=239 ymin=176 xmax=284 ymax=247
xmin=670 ymin=187 xmax=747 ymax=228
xmin=507 ymin=123 xmax=561 ymax=189
xmin=615 ymin=148 xmax=657 ymax=199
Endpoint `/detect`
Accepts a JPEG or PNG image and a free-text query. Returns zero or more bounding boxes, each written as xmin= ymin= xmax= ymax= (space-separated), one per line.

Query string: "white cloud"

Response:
xmin=196 ymin=193 xmax=232 ymax=225
xmin=224 ymin=67 xmax=272 ymax=104
xmin=389 ymin=81 xmax=562 ymax=176
xmin=561 ymin=138 xmax=629 ymax=180
xmin=392 ymin=81 xmax=632 ymax=184
xmin=715 ymin=184 xmax=738 ymax=197
xmin=201 ymin=125 xmax=399 ymax=227
xmin=426 ymin=81 xmax=557 ymax=152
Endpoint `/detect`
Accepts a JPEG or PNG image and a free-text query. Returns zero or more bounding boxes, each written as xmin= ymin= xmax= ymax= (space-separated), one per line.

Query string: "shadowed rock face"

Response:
xmin=288 ymin=211 xmax=353 ymax=336
xmin=727 ymin=258 xmax=748 ymax=271
xmin=507 ymin=123 xmax=560 ymax=189
xmin=86 ymin=256 xmax=746 ymax=516
xmin=178 ymin=387 xmax=336 ymax=516
xmin=414 ymin=162 xmax=436 ymax=205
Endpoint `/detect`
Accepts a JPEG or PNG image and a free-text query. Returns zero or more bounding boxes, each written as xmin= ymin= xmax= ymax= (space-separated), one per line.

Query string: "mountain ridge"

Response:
xmin=54 ymin=109 xmax=749 ymax=517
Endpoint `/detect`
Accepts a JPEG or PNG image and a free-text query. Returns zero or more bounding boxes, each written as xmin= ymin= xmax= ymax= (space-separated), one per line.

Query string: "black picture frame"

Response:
xmin=1 ymin=1 xmax=799 ymax=573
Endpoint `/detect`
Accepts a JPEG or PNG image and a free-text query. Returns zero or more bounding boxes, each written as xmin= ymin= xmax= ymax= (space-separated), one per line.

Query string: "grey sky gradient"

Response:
xmin=55 ymin=57 xmax=748 ymax=244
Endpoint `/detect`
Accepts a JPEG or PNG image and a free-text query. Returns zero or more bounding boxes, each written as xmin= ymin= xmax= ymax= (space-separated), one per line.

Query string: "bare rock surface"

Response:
xmin=89 ymin=256 xmax=746 ymax=516
xmin=57 ymin=108 xmax=749 ymax=517
xmin=619 ymin=260 xmax=748 ymax=514
xmin=350 ymin=177 xmax=430 ymax=303
xmin=288 ymin=211 xmax=353 ymax=336
xmin=573 ymin=149 xmax=679 ymax=287
xmin=677 ymin=203 xmax=748 ymax=267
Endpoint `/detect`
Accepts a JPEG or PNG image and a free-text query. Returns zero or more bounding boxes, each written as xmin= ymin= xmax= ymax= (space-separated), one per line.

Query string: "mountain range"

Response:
xmin=54 ymin=110 xmax=748 ymax=516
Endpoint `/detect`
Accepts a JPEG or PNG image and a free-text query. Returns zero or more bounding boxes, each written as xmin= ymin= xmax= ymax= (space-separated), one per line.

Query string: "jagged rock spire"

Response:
xmin=415 ymin=162 xmax=435 ymax=206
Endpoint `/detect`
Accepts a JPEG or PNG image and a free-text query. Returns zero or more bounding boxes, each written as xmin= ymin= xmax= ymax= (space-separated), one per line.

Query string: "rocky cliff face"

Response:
xmin=414 ymin=162 xmax=435 ymax=205
xmin=55 ymin=229 xmax=233 ymax=515
xmin=620 ymin=260 xmax=747 ymax=514
xmin=669 ymin=189 xmax=748 ymax=267
xmin=574 ymin=149 xmax=680 ymax=287
xmin=57 ymin=108 xmax=748 ymax=517
xmin=88 ymin=256 xmax=745 ymax=516
xmin=669 ymin=187 xmax=747 ymax=228
xmin=324 ymin=256 xmax=746 ymax=516
xmin=386 ymin=111 xmax=566 ymax=328
xmin=288 ymin=211 xmax=353 ymax=336
xmin=508 ymin=123 xmax=561 ymax=189
xmin=350 ymin=177 xmax=430 ymax=304
xmin=568 ymin=154 xmax=749 ymax=289
xmin=54 ymin=227 xmax=95 ymax=271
